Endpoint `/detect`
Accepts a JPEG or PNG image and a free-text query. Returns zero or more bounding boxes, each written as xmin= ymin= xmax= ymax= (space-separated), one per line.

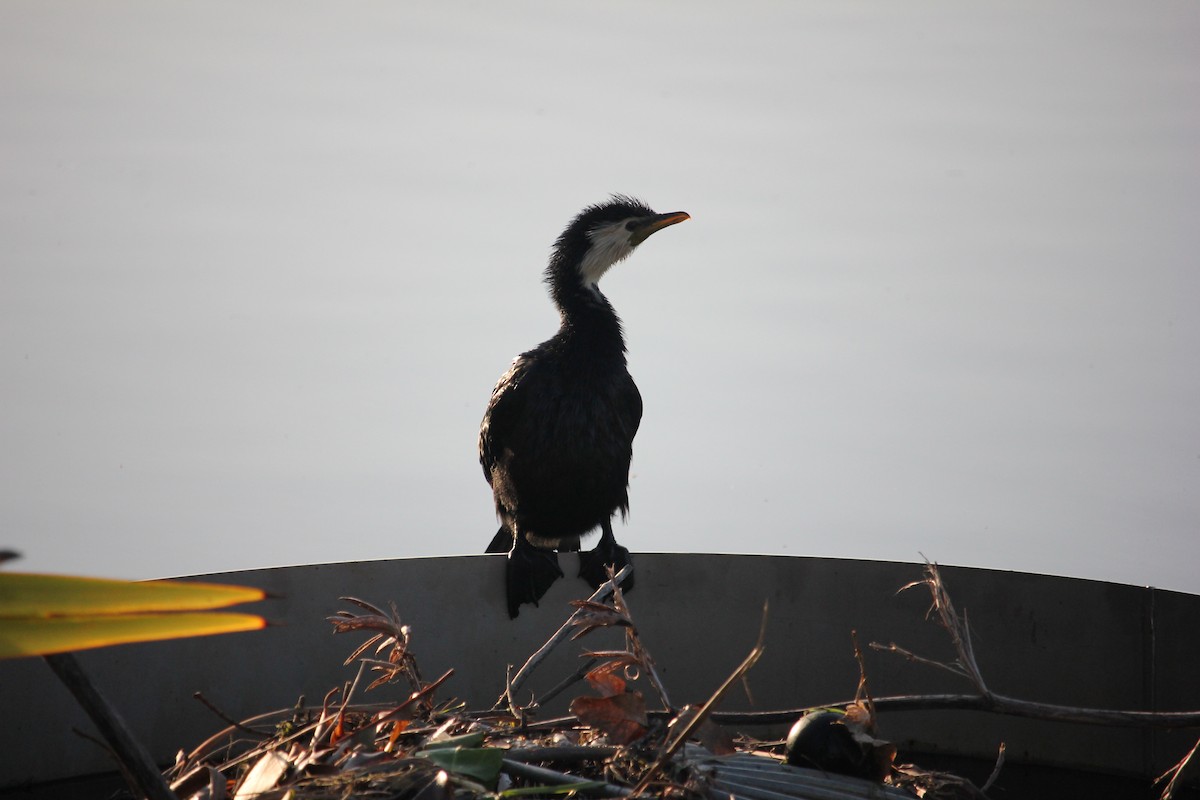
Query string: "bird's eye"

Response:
xmin=625 ymin=220 xmax=639 ymax=231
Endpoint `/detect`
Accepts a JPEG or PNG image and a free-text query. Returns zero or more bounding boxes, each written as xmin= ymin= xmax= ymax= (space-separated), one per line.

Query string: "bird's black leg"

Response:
xmin=577 ymin=518 xmax=634 ymax=592
xmin=505 ymin=531 xmax=563 ymax=618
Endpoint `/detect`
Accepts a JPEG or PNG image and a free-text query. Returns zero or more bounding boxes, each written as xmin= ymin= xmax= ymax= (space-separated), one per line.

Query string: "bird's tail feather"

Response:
xmin=485 ymin=525 xmax=513 ymax=554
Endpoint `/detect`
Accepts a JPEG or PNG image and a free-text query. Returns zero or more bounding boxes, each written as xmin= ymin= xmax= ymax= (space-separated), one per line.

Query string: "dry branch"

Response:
xmin=606 ymin=568 xmax=672 ymax=711
xmin=44 ymin=652 xmax=178 ymax=800
xmin=702 ymin=696 xmax=1200 ymax=729
xmin=631 ymin=601 xmax=768 ymax=796
xmin=497 ymin=564 xmax=632 ymax=709
xmin=1157 ymin=735 xmax=1200 ymax=800
xmin=867 ymin=562 xmax=1200 ymax=731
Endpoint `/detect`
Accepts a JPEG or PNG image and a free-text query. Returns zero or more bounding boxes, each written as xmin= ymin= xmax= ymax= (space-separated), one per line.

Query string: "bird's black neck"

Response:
xmin=551 ymin=282 xmax=628 ymax=363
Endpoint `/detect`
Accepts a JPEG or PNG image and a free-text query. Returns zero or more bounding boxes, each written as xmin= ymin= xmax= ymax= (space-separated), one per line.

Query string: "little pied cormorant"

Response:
xmin=479 ymin=196 xmax=690 ymax=618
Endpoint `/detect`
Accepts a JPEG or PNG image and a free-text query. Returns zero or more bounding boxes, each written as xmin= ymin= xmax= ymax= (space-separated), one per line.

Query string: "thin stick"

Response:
xmin=850 ymin=630 xmax=878 ymax=731
xmin=870 ymin=641 xmax=971 ymax=680
xmin=896 ymin=563 xmax=989 ymax=694
xmin=608 ymin=575 xmax=671 ymax=711
xmin=69 ymin=726 xmax=138 ymax=793
xmin=631 ymin=601 xmax=768 ymax=797
xmin=193 ymin=692 xmax=271 ymax=739
xmin=44 ymin=652 xmax=178 ymax=800
xmin=505 ymin=744 xmax=619 ymax=763
xmin=501 ymin=758 xmax=631 ymax=796
xmin=497 ymin=566 xmax=632 ymax=708
xmin=686 ymin=695 xmax=1200 ymax=729
xmin=980 ymin=743 xmax=1006 ymax=794
xmin=536 ymin=657 xmax=598 ymax=707
xmin=1157 ymin=735 xmax=1200 ymax=800
xmin=867 ymin=562 xmax=1200 ymax=731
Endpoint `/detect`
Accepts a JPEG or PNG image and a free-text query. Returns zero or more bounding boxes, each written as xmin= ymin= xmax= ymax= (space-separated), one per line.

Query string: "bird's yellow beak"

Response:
xmin=630 ymin=211 xmax=690 ymax=245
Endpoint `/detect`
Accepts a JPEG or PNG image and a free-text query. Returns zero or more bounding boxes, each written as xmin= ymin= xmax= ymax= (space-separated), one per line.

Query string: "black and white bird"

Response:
xmin=479 ymin=196 xmax=690 ymax=617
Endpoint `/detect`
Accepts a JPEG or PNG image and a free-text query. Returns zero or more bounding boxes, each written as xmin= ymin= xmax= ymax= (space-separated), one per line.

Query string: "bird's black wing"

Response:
xmin=622 ymin=376 xmax=644 ymax=444
xmin=480 ymin=353 xmax=539 ymax=555
xmin=479 ymin=354 xmax=534 ymax=485
xmin=613 ymin=374 xmax=643 ymax=520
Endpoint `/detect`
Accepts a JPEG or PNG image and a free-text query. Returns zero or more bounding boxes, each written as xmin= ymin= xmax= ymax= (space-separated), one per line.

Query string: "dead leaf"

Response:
xmin=584 ymin=661 xmax=628 ymax=697
xmin=568 ymin=600 xmax=633 ymax=639
xmin=233 ymin=751 xmax=289 ymax=799
xmin=171 ymin=765 xmax=227 ymax=800
xmin=569 ymin=692 xmax=648 ymax=745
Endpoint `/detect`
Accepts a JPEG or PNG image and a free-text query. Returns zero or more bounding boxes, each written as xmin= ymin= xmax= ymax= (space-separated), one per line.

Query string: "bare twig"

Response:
xmin=892 ymin=562 xmax=989 ymax=695
xmin=501 ymin=758 xmax=631 ymax=796
xmin=870 ymin=641 xmax=971 ymax=681
xmin=69 ymin=726 xmax=136 ymax=792
xmin=193 ymin=692 xmax=271 ymax=739
xmin=1157 ymin=735 xmax=1200 ymax=800
xmin=695 ymin=696 xmax=1200 ymax=729
xmin=607 ymin=568 xmax=671 ymax=711
xmin=631 ymin=601 xmax=769 ymax=797
xmin=868 ymin=562 xmax=1200 ymax=732
xmin=980 ymin=743 xmax=1006 ymax=794
xmin=505 ymin=744 xmax=619 ymax=762
xmin=496 ymin=565 xmax=633 ymax=709
xmin=44 ymin=652 xmax=178 ymax=800
xmin=850 ymin=630 xmax=878 ymax=733
xmin=536 ymin=657 xmax=599 ymax=707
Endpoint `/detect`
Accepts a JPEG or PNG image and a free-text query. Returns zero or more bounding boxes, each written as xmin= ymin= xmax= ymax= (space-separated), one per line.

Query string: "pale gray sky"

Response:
xmin=3 ymin=2 xmax=1198 ymax=593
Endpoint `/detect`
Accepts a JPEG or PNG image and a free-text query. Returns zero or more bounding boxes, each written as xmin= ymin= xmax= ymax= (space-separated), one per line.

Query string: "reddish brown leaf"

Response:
xmin=329 ymin=709 xmax=347 ymax=744
xmin=569 ymin=692 xmax=648 ymax=745
xmin=385 ymin=718 xmax=411 ymax=752
xmin=583 ymin=661 xmax=628 ymax=697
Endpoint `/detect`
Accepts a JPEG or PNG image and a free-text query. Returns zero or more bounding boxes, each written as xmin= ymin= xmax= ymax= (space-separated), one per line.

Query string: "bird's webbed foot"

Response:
xmin=577 ymin=521 xmax=634 ymax=593
xmin=505 ymin=536 xmax=564 ymax=618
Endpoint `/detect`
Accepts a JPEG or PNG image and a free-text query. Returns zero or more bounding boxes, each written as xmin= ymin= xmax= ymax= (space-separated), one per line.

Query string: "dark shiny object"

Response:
xmin=785 ymin=711 xmax=876 ymax=779
xmin=480 ymin=197 xmax=688 ymax=617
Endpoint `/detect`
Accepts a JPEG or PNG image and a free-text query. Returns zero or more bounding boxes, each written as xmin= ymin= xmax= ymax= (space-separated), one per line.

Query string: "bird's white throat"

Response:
xmin=578 ymin=221 xmax=636 ymax=287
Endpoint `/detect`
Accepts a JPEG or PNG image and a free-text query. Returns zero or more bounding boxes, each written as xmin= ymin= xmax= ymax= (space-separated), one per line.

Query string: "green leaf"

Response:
xmin=0 ymin=573 xmax=266 ymax=617
xmin=0 ymin=612 xmax=267 ymax=659
xmin=418 ymin=747 xmax=504 ymax=783
xmin=0 ymin=572 xmax=268 ymax=659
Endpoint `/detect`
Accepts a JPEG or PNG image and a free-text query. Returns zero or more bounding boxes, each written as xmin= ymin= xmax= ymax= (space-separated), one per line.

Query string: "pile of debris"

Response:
xmin=163 ymin=566 xmax=999 ymax=800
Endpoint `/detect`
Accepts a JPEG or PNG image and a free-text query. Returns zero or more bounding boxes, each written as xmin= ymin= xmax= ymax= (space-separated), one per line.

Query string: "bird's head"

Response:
xmin=548 ymin=195 xmax=690 ymax=292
